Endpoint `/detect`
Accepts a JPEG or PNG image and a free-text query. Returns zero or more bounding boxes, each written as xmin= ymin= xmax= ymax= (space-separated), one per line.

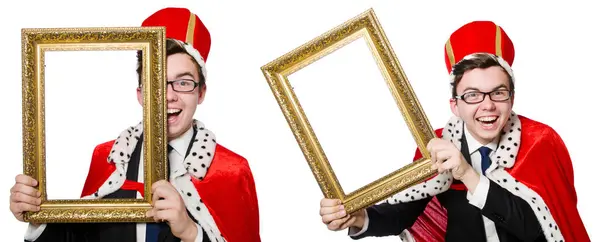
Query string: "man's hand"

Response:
xmin=147 ymin=180 xmax=197 ymax=242
xmin=10 ymin=174 xmax=41 ymax=225
xmin=319 ymin=198 xmax=366 ymax=232
xmin=427 ymin=138 xmax=480 ymax=191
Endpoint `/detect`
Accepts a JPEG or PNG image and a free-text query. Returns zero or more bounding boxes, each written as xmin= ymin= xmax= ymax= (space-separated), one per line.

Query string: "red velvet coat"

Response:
xmin=80 ymin=141 xmax=261 ymax=242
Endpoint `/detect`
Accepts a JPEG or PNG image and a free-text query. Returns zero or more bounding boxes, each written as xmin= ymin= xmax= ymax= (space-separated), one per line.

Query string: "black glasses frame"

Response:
xmin=167 ymin=79 xmax=200 ymax=93
xmin=455 ymin=90 xmax=513 ymax=104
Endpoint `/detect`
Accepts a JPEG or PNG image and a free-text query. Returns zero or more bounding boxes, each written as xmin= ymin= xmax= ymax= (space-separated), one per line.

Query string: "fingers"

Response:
xmin=10 ymin=196 xmax=41 ymax=215
xmin=13 ymin=202 xmax=41 ymax=213
xmin=320 ymin=199 xmax=344 ymax=223
xmin=427 ymin=138 xmax=456 ymax=153
xmin=442 ymin=159 xmax=466 ymax=175
xmin=427 ymin=139 xmax=458 ymax=172
xmin=152 ymin=187 xmax=166 ymax=203
xmin=439 ymin=153 xmax=467 ymax=171
xmin=15 ymin=174 xmax=38 ymax=187
xmin=11 ymin=183 xmax=41 ymax=198
xmin=320 ymin=198 xmax=341 ymax=207
xmin=434 ymin=150 xmax=452 ymax=162
xmin=151 ymin=180 xmax=179 ymax=202
xmin=321 ymin=206 xmax=347 ymax=224
xmin=10 ymin=176 xmax=42 ymax=216
xmin=147 ymin=188 xmax=180 ymax=222
xmin=152 ymin=199 xmax=175 ymax=211
xmin=427 ymin=139 xmax=435 ymax=163
xmin=430 ymin=149 xmax=438 ymax=168
xmin=433 ymin=150 xmax=453 ymax=172
xmin=151 ymin=180 xmax=170 ymax=191
xmin=427 ymin=139 xmax=473 ymax=179
xmin=427 ymin=138 xmax=445 ymax=167
xmin=11 ymin=190 xmax=41 ymax=206
xmin=320 ymin=198 xmax=356 ymax=231
xmin=151 ymin=183 xmax=177 ymax=203
xmin=148 ymin=209 xmax=173 ymax=223
xmin=319 ymin=199 xmax=364 ymax=231
xmin=339 ymin=215 xmax=357 ymax=230
xmin=439 ymin=156 xmax=456 ymax=170
xmin=146 ymin=208 xmax=159 ymax=221
xmin=319 ymin=203 xmax=342 ymax=216
xmin=426 ymin=138 xmax=438 ymax=151
xmin=429 ymin=142 xmax=444 ymax=170
xmin=327 ymin=214 xmax=352 ymax=231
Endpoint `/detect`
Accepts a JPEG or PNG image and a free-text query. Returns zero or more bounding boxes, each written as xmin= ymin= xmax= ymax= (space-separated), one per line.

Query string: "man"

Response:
xmin=319 ymin=20 xmax=590 ymax=242
xmin=9 ymin=7 xmax=261 ymax=242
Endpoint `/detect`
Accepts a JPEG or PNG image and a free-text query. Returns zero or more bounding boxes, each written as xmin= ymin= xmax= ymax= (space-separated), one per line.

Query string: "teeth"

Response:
xmin=167 ymin=109 xmax=181 ymax=114
xmin=477 ymin=116 xmax=497 ymax=122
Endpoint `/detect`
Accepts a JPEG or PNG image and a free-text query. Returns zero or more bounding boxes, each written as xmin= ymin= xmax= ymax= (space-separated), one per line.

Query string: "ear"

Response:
xmin=136 ymin=87 xmax=143 ymax=106
xmin=197 ymin=85 xmax=207 ymax=105
xmin=449 ymin=98 xmax=460 ymax=117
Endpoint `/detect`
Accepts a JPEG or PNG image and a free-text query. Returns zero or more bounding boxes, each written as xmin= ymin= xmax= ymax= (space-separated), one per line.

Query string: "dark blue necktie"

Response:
xmin=146 ymin=145 xmax=173 ymax=242
xmin=145 ymin=222 xmax=168 ymax=242
xmin=478 ymin=146 xmax=492 ymax=173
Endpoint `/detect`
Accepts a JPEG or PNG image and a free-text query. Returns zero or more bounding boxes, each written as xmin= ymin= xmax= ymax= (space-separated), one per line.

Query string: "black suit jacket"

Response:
xmin=27 ymin=131 xmax=210 ymax=242
xmin=351 ymin=133 xmax=546 ymax=242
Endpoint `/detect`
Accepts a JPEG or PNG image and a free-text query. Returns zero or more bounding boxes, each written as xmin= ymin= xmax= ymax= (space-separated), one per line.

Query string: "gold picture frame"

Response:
xmin=261 ymin=8 xmax=437 ymax=214
xmin=21 ymin=27 xmax=168 ymax=223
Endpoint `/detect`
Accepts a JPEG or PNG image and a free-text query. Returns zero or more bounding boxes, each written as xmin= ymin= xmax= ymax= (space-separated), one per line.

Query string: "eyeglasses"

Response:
xmin=167 ymin=79 xmax=200 ymax=93
xmin=455 ymin=90 xmax=513 ymax=104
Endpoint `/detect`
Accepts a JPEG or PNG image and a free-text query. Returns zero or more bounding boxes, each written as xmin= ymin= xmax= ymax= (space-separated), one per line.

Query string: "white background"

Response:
xmin=44 ymin=50 xmax=140 ymax=199
xmin=1 ymin=0 xmax=598 ymax=241
xmin=288 ymin=37 xmax=417 ymax=194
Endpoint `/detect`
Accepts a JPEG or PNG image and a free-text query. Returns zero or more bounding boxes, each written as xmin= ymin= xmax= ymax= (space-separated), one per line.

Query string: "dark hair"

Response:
xmin=450 ymin=53 xmax=514 ymax=97
xmin=136 ymin=39 xmax=205 ymax=88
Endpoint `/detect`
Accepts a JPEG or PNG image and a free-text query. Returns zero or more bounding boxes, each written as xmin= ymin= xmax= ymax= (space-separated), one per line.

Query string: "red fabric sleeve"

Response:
xmin=505 ymin=117 xmax=590 ymax=242
xmin=192 ymin=145 xmax=261 ymax=242
xmin=80 ymin=140 xmax=116 ymax=198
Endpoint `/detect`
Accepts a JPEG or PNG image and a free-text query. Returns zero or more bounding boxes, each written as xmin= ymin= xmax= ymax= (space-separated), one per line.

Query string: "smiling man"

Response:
xmin=10 ymin=7 xmax=260 ymax=242
xmin=318 ymin=20 xmax=590 ymax=242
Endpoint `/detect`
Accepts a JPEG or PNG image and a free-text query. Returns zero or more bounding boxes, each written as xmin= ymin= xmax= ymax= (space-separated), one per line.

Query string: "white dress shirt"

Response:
xmin=463 ymin=128 xmax=500 ymax=242
xmin=349 ymin=128 xmax=500 ymax=241
xmin=25 ymin=126 xmax=204 ymax=242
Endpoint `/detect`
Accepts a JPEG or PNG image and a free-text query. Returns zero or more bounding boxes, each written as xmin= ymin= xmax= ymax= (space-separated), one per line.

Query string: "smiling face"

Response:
xmin=163 ymin=53 xmax=207 ymax=139
xmin=136 ymin=39 xmax=206 ymax=140
xmin=449 ymin=54 xmax=514 ymax=145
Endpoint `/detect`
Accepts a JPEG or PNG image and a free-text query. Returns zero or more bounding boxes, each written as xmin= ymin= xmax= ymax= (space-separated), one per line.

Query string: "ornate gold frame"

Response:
xmin=261 ymin=9 xmax=437 ymax=214
xmin=21 ymin=27 xmax=168 ymax=223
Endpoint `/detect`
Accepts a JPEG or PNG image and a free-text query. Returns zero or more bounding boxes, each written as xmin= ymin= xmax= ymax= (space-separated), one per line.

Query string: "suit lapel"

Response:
xmin=441 ymin=129 xmax=489 ymax=241
xmin=184 ymin=126 xmax=198 ymax=158
xmin=449 ymin=131 xmax=472 ymax=189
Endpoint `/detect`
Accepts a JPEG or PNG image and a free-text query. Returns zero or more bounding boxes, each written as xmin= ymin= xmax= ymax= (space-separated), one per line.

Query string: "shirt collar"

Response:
xmin=464 ymin=126 xmax=499 ymax=155
xmin=168 ymin=125 xmax=194 ymax=157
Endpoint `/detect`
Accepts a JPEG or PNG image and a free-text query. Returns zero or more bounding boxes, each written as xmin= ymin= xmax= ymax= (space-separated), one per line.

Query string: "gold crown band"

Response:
xmin=186 ymin=12 xmax=196 ymax=45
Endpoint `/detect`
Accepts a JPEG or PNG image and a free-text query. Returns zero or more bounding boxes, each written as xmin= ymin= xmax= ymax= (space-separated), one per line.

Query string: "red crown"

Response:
xmin=444 ymin=21 xmax=514 ymax=73
xmin=142 ymin=7 xmax=211 ymax=62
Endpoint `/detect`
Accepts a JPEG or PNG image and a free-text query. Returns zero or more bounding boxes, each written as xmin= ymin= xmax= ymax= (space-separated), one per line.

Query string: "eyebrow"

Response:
xmin=174 ymin=72 xmax=196 ymax=80
xmin=463 ymin=84 xmax=509 ymax=92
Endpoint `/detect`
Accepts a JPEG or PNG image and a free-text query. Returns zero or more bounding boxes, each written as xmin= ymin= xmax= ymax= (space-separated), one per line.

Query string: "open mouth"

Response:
xmin=476 ymin=116 xmax=498 ymax=129
xmin=167 ymin=108 xmax=182 ymax=123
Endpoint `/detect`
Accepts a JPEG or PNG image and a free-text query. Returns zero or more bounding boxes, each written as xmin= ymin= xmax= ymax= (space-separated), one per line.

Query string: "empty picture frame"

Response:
xmin=21 ymin=27 xmax=168 ymax=223
xmin=261 ymin=8 xmax=437 ymax=214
